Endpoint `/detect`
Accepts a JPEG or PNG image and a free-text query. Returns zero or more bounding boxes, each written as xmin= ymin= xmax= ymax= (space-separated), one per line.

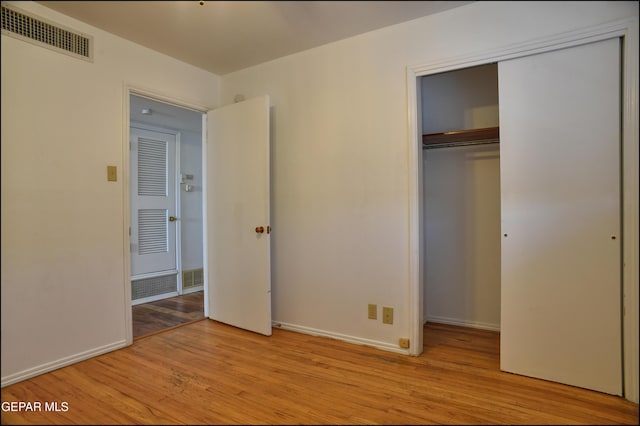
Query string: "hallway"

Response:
xmin=132 ymin=291 xmax=204 ymax=339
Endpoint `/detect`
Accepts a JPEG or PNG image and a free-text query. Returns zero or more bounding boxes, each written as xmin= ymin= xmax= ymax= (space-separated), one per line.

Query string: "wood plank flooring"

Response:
xmin=1 ymin=321 xmax=637 ymax=425
xmin=132 ymin=291 xmax=204 ymax=339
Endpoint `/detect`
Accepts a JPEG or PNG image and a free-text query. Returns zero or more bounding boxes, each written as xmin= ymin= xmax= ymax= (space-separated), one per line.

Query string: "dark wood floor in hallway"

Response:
xmin=132 ymin=291 xmax=204 ymax=339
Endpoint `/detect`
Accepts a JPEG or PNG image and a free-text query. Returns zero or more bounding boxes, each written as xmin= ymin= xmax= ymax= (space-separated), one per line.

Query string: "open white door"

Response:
xmin=499 ymin=38 xmax=621 ymax=394
xmin=205 ymin=95 xmax=271 ymax=336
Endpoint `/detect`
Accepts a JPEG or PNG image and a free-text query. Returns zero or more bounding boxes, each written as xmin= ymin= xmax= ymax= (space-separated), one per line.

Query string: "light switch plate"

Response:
xmin=107 ymin=165 xmax=117 ymax=182
xmin=368 ymin=304 xmax=377 ymax=320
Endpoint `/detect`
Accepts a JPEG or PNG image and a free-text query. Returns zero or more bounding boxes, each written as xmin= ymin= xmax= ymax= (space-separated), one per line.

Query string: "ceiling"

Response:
xmin=130 ymin=94 xmax=203 ymax=133
xmin=38 ymin=1 xmax=473 ymax=75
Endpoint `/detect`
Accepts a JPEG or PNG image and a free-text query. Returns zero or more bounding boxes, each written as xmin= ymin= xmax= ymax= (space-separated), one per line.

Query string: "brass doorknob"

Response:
xmin=255 ymin=226 xmax=264 ymax=234
xmin=169 ymin=216 xmax=178 ymax=222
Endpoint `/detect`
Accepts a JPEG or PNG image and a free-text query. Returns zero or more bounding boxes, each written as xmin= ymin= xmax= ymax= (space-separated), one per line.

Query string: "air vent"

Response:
xmin=132 ymin=274 xmax=177 ymax=301
xmin=183 ymin=268 xmax=204 ymax=290
xmin=1 ymin=4 xmax=93 ymax=61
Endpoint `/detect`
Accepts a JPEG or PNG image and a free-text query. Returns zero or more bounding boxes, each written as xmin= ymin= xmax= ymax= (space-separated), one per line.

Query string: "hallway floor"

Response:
xmin=132 ymin=290 xmax=204 ymax=339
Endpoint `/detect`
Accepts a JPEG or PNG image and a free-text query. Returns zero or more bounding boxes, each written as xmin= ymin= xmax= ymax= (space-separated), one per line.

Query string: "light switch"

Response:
xmin=107 ymin=166 xmax=117 ymax=182
xmin=368 ymin=304 xmax=377 ymax=320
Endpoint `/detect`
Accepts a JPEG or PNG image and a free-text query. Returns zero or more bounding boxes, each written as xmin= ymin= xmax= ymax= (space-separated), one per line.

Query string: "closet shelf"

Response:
xmin=423 ymin=126 xmax=499 ymax=149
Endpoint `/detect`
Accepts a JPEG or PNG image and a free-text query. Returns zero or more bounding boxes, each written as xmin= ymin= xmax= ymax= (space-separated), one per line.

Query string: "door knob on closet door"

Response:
xmin=169 ymin=216 xmax=179 ymax=222
xmin=255 ymin=226 xmax=265 ymax=234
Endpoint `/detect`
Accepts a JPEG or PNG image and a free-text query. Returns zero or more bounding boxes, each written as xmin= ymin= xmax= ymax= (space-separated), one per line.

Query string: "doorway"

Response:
xmin=129 ymin=93 xmax=205 ymax=338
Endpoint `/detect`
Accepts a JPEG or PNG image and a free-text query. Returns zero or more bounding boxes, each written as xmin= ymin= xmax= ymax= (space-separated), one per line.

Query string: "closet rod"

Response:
xmin=422 ymin=138 xmax=499 ymax=150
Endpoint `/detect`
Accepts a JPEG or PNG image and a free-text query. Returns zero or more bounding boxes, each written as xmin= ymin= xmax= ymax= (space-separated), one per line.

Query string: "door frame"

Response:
xmin=406 ymin=17 xmax=638 ymax=402
xmin=122 ymin=85 xmax=210 ymax=344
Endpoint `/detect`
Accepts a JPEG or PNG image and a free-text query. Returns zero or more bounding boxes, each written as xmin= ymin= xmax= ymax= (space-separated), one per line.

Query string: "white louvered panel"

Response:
xmin=132 ymin=274 xmax=177 ymax=301
xmin=138 ymin=209 xmax=168 ymax=255
xmin=138 ymin=137 xmax=167 ymax=196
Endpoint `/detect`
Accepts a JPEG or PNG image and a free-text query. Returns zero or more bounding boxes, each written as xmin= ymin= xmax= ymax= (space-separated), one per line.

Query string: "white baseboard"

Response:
xmin=425 ymin=315 xmax=500 ymax=332
xmin=273 ymin=321 xmax=409 ymax=355
xmin=182 ymin=286 xmax=204 ymax=294
xmin=132 ymin=291 xmax=179 ymax=306
xmin=1 ymin=340 xmax=128 ymax=388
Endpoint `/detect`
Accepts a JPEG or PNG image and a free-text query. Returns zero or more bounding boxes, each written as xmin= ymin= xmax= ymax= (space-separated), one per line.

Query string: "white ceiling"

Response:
xmin=38 ymin=1 xmax=473 ymax=75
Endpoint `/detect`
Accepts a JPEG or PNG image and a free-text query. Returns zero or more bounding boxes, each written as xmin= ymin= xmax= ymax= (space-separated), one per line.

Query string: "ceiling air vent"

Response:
xmin=1 ymin=4 xmax=93 ymax=62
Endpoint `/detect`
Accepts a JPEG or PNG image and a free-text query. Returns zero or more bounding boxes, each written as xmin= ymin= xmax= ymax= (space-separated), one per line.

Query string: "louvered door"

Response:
xmin=130 ymin=127 xmax=177 ymax=277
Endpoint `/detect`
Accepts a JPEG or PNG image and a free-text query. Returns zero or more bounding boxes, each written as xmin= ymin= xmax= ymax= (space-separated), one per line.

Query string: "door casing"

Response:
xmin=123 ymin=87 xmax=210 ymax=344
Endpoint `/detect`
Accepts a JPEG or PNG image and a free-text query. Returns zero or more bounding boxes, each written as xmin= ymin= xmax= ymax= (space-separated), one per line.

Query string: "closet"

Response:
xmin=419 ymin=38 xmax=623 ymax=397
xmin=421 ymin=63 xmax=501 ymax=331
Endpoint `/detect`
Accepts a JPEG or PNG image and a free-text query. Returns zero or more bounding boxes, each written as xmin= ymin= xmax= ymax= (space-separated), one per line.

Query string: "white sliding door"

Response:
xmin=499 ymin=38 xmax=621 ymax=395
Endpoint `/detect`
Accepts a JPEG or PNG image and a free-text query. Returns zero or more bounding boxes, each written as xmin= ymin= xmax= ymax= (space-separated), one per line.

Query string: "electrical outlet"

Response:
xmin=399 ymin=338 xmax=410 ymax=349
xmin=382 ymin=306 xmax=393 ymax=324
xmin=368 ymin=304 xmax=377 ymax=320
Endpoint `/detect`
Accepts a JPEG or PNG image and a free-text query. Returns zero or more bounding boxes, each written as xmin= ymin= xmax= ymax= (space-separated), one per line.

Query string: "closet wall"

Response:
xmin=422 ymin=64 xmax=501 ymax=330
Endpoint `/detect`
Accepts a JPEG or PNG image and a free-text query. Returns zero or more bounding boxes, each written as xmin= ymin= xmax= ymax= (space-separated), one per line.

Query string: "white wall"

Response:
xmin=220 ymin=0 xmax=637 ymax=360
xmin=1 ymin=1 xmax=219 ymax=385
xmin=423 ymin=145 xmax=501 ymax=329
xmin=422 ymin=65 xmax=501 ymax=329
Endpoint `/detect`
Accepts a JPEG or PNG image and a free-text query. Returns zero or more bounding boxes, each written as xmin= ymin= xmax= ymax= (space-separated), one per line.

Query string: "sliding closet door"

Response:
xmin=499 ymin=38 xmax=621 ymax=395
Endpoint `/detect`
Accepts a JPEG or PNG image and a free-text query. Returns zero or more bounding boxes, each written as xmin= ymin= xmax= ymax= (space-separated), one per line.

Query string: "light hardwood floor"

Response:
xmin=1 ymin=321 xmax=637 ymax=425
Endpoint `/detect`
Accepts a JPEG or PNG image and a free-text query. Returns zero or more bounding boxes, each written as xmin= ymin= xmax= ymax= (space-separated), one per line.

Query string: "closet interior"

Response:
xmin=421 ymin=63 xmax=501 ymax=332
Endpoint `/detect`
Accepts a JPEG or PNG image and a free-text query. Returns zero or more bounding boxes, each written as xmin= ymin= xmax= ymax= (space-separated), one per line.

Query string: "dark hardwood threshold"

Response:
xmin=132 ymin=290 xmax=204 ymax=339
xmin=134 ymin=317 xmax=207 ymax=341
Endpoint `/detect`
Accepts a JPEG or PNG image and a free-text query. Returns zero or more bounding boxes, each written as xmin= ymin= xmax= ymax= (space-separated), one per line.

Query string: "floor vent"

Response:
xmin=183 ymin=268 xmax=204 ymax=290
xmin=1 ymin=4 xmax=93 ymax=62
xmin=132 ymin=274 xmax=177 ymax=301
